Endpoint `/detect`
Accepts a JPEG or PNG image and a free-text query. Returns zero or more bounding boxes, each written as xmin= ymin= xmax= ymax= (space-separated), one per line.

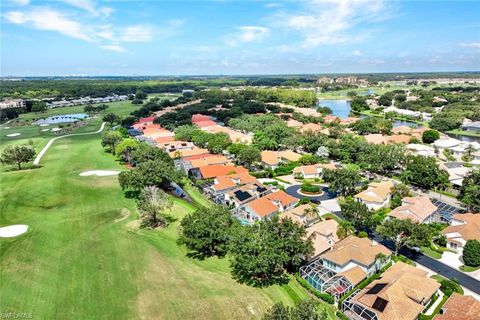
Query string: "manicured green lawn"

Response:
xmin=421 ymin=246 xmax=443 ymax=259
xmin=459 ymin=265 xmax=480 ymax=272
xmin=183 ymin=183 xmax=213 ymax=208
xmin=1 ymin=129 xmax=335 ymax=319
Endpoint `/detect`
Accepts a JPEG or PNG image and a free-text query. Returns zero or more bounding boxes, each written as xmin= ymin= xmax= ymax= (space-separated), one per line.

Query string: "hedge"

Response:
xmin=294 ymin=273 xmax=335 ymax=304
xmin=336 ymin=311 xmax=349 ymax=320
xmin=301 ymin=183 xmax=321 ymax=193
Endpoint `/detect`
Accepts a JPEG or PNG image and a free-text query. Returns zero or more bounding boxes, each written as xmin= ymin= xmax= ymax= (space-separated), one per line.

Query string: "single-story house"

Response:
xmin=388 ymin=196 xmax=438 ymax=223
xmin=433 ymin=293 xmax=480 ymax=320
xmin=261 ymin=150 xmax=302 ymax=169
xmin=442 ymin=213 xmax=480 ymax=253
xmin=343 ymin=262 xmax=440 ymax=320
xmin=226 ymin=183 xmax=271 ymax=208
xmin=355 ymin=180 xmax=394 ymax=210
xmin=293 ymin=163 xmax=338 ymax=179
xmin=189 ymin=165 xmax=248 ymax=180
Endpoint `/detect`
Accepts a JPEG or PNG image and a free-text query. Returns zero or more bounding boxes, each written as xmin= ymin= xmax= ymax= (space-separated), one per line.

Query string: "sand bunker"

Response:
xmin=41 ymin=129 xmax=50 ymax=132
xmin=39 ymin=124 xmax=49 ymax=127
xmin=51 ymin=128 xmax=61 ymax=132
xmin=80 ymin=170 xmax=120 ymax=177
xmin=0 ymin=225 xmax=28 ymax=238
xmin=6 ymin=133 xmax=21 ymax=137
xmin=4 ymin=127 xmax=10 ymax=129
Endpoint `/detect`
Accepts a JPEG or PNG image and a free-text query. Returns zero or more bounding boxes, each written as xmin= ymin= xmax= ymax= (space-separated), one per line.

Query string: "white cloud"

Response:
xmin=352 ymin=50 xmax=364 ymax=57
xmin=459 ymin=42 xmax=480 ymax=49
xmin=279 ymin=0 xmax=392 ymax=48
xmin=227 ymin=26 xmax=269 ymax=46
xmin=5 ymin=8 xmax=91 ymax=41
xmin=62 ymin=0 xmax=113 ymax=17
xmin=101 ymin=43 xmax=126 ymax=52
xmin=119 ymin=25 xmax=153 ymax=42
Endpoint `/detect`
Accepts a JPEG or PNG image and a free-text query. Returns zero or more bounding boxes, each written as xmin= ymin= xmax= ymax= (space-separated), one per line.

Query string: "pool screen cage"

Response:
xmin=299 ymin=259 xmax=354 ymax=299
xmin=342 ymin=289 xmax=379 ymax=320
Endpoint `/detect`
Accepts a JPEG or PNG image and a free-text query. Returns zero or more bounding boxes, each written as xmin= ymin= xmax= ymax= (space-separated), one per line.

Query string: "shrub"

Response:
xmin=440 ymin=278 xmax=463 ymax=297
xmin=463 ymin=240 xmax=480 ymax=267
xmin=357 ymin=231 xmax=368 ymax=238
xmin=422 ymin=129 xmax=440 ymax=144
xmin=301 ymin=182 xmax=320 ymax=193
xmin=336 ymin=311 xmax=349 ymax=320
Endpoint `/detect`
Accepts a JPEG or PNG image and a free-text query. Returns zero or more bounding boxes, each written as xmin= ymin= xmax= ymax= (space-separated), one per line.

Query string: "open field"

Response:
xmin=0 ymin=124 xmax=335 ymax=319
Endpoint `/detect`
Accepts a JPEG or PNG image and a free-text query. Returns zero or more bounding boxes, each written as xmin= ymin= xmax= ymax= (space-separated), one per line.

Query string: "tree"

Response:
xmin=378 ymin=94 xmax=392 ymax=106
xmin=377 ymin=218 xmax=431 ymax=256
xmin=401 ymin=156 xmax=450 ymax=190
xmin=114 ymin=138 xmax=139 ymax=162
xmin=135 ymin=90 xmax=147 ymax=100
xmin=31 ymin=101 xmax=47 ymax=112
xmin=422 ymin=129 xmax=440 ymax=144
xmin=229 ymin=217 xmax=313 ymax=286
xmin=263 ymin=300 xmax=327 ymax=320
xmin=459 ymin=170 xmax=480 ymax=212
xmin=101 ymin=130 xmax=123 ymax=153
xmin=179 ymin=205 xmax=239 ymax=258
xmin=462 ymin=144 xmax=475 ymax=162
xmin=129 ymin=143 xmax=172 ymax=165
xmin=0 ymin=144 xmax=36 ymax=170
xmin=336 ymin=220 xmax=355 ymax=239
xmin=463 ymin=239 xmax=480 ymax=267
xmin=322 ymin=168 xmax=361 ymax=197
xmin=103 ymin=113 xmax=120 ymax=126
xmin=174 ymin=124 xmax=202 ymax=141
xmin=390 ymin=183 xmax=411 ymax=208
xmin=137 ymin=186 xmax=172 ymax=228
xmin=237 ymin=145 xmax=261 ymax=167
xmin=340 ymin=197 xmax=374 ymax=231
xmin=118 ymin=160 xmax=182 ymax=193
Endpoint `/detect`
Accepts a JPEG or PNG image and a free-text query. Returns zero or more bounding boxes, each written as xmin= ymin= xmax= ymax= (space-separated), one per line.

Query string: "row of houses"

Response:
xmin=0 ymin=98 xmax=26 ymax=109
xmin=46 ymin=94 xmax=129 ymax=108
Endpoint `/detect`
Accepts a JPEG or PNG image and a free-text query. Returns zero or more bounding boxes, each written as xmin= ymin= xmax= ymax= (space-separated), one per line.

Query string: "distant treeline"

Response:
xmin=0 ymin=77 xmax=316 ymax=99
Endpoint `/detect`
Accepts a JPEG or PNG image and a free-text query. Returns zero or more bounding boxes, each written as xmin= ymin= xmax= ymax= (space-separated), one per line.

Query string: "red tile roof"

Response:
xmin=197 ymin=165 xmax=248 ymax=179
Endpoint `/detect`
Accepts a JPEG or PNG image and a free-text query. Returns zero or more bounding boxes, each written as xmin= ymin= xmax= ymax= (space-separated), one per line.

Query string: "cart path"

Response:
xmin=33 ymin=122 xmax=106 ymax=165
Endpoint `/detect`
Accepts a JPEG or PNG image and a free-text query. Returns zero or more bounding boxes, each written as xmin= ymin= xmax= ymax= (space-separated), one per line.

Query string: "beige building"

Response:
xmin=387 ymin=196 xmax=438 ymax=224
xmin=442 ymin=213 xmax=480 ymax=253
xmin=355 ymin=181 xmax=394 ymax=210
xmin=343 ymin=262 xmax=440 ymax=320
xmin=0 ymin=99 xmax=26 ymax=109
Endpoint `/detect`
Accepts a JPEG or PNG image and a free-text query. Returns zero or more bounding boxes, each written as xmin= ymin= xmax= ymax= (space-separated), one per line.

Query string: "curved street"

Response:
xmin=285 ymin=184 xmax=337 ymax=201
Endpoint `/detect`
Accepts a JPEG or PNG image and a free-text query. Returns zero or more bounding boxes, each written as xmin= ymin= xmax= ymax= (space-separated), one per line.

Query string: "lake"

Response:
xmin=317 ymin=99 xmax=351 ymax=118
xmin=34 ymin=113 xmax=88 ymax=125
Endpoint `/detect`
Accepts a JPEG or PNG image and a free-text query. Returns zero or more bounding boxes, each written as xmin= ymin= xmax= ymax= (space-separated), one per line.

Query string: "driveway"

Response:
xmin=371 ymin=232 xmax=480 ymax=295
xmin=439 ymin=251 xmax=480 ymax=281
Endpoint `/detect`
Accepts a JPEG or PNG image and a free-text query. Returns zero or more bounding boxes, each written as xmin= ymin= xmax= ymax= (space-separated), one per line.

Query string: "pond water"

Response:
xmin=317 ymin=99 xmax=351 ymax=118
xmin=34 ymin=113 xmax=88 ymax=125
xmin=446 ymin=133 xmax=480 ymax=143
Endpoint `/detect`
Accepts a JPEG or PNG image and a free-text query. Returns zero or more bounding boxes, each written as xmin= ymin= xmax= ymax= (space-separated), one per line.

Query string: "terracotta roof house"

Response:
xmin=340 ymin=117 xmax=360 ymax=125
xmin=190 ymin=165 xmax=248 ymax=180
xmin=226 ymin=183 xmax=271 ymax=208
xmin=343 ymin=262 xmax=440 ymax=320
xmin=306 ymin=219 xmax=340 ymax=257
xmin=132 ymin=116 xmax=155 ymax=130
xmin=364 ymin=134 xmax=388 ymax=145
xmin=281 ymin=204 xmax=321 ymax=227
xmin=142 ymin=126 xmax=175 ymax=139
xmin=388 ymin=196 xmax=438 ymax=224
xmin=261 ymin=150 xmax=302 ymax=169
xmin=168 ymin=147 xmax=209 ymax=159
xmin=159 ymin=141 xmax=195 ymax=153
xmin=205 ymin=172 xmax=261 ymax=204
xmin=299 ymin=123 xmax=323 ymax=133
xmin=235 ymin=190 xmax=298 ymax=224
xmin=191 ymin=114 xmax=211 ymax=122
xmin=442 ymin=213 xmax=480 ymax=253
xmin=433 ymin=293 xmax=480 ymax=320
xmin=324 ymin=115 xmax=340 ymax=124
xmin=391 ymin=125 xmax=412 ymax=135
xmin=201 ymin=124 xmax=253 ymax=143
xmin=300 ymin=236 xmax=391 ymax=299
xmin=293 ymin=163 xmax=338 ymax=179
xmin=355 ymin=180 xmax=394 ymax=210
xmin=287 ymin=119 xmax=303 ymax=128
xmin=387 ymin=134 xmax=411 ymax=144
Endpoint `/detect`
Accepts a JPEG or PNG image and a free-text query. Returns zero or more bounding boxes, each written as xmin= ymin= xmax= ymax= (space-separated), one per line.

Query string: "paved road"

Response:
xmin=33 ymin=122 xmax=106 ymax=165
xmin=371 ymin=233 xmax=480 ymax=294
xmin=285 ymin=185 xmax=337 ymax=201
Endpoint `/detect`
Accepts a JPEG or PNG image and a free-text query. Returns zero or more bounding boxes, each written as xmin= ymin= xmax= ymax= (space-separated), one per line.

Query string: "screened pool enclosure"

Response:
xmin=299 ymin=259 xmax=354 ymax=299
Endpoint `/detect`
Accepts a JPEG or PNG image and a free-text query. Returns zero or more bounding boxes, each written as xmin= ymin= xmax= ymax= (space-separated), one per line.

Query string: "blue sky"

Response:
xmin=1 ymin=0 xmax=479 ymax=76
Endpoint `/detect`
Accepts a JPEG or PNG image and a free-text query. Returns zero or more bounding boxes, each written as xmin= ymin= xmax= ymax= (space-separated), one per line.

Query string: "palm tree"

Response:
xmin=336 ymin=220 xmax=354 ymax=239
xmin=375 ymin=253 xmax=388 ymax=272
